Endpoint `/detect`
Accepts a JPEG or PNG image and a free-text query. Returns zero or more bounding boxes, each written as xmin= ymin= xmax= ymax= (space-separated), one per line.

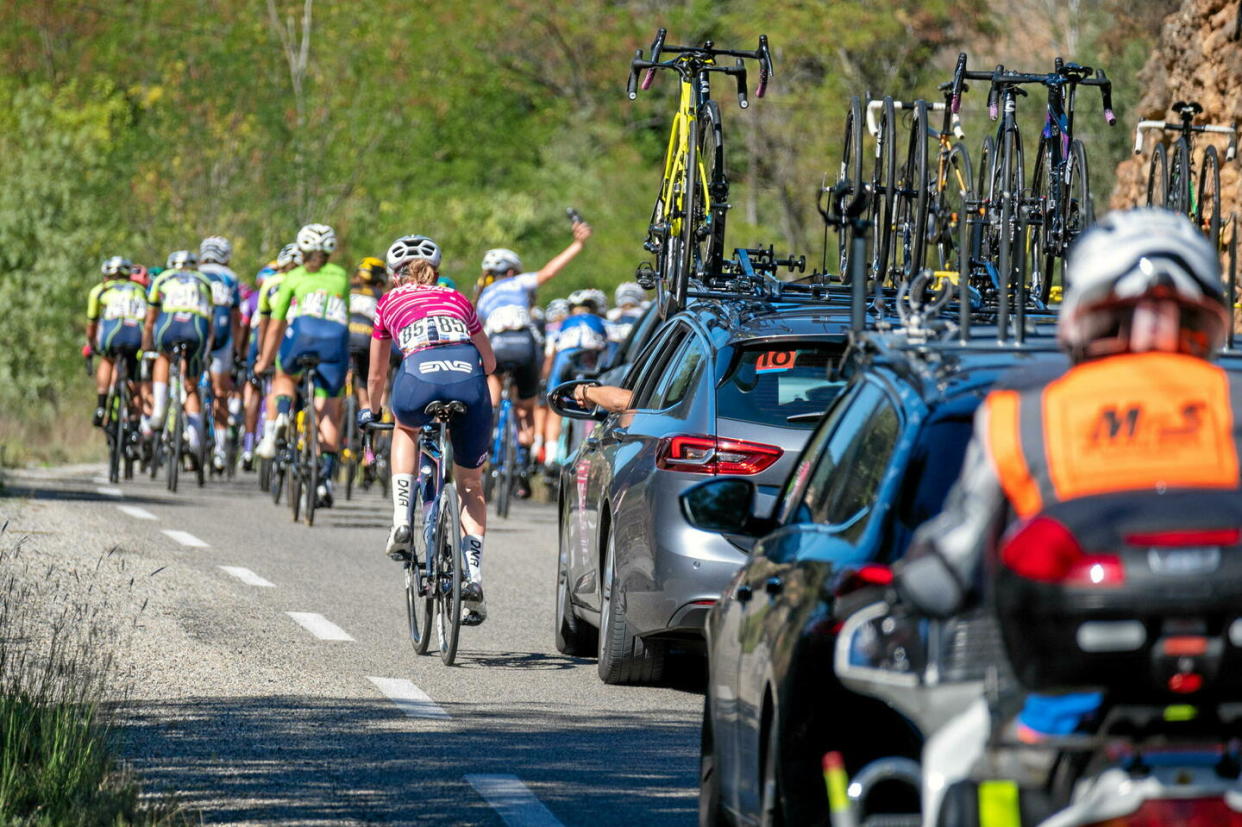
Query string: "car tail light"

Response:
xmin=1125 ymin=528 xmax=1242 ymax=548
xmin=1001 ymin=517 xmax=1124 ymax=586
xmin=837 ymin=564 xmax=894 ymax=597
xmin=656 ymin=434 xmax=782 ymax=475
xmin=1088 ymin=797 xmax=1242 ymax=826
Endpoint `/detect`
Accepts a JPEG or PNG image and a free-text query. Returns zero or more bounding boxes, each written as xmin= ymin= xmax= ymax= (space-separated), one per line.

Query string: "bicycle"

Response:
xmin=867 ymin=91 xmax=973 ymax=283
xmin=152 ymin=341 xmax=203 ymax=493
xmin=950 ymin=53 xmax=1115 ymax=313
xmin=1134 ymin=100 xmax=1236 ymax=250
xmin=364 ymin=400 xmax=469 ymax=666
xmin=626 ymin=27 xmax=772 ymax=317
xmin=285 ymin=354 xmax=322 ymax=526
xmin=485 ymin=373 xmax=519 ymax=519
xmin=94 ymin=350 xmax=140 ymax=484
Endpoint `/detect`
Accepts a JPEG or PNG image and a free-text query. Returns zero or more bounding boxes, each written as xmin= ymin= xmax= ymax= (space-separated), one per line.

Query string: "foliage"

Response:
xmin=0 ymin=0 xmax=1163 ymax=444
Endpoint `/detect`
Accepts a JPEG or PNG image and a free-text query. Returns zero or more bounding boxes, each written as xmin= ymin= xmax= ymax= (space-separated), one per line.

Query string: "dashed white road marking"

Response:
xmin=92 ymin=475 xmax=110 ymax=485
xmin=366 ymin=676 xmax=450 ymax=720
xmin=286 ymin=612 xmax=354 ymax=641
xmin=117 ymin=504 xmax=157 ymax=520
xmin=219 ymin=566 xmax=276 ymax=587
xmin=465 ymin=775 xmax=564 ymax=827
xmin=95 ymin=486 xmax=123 ymax=497
xmin=162 ymin=529 xmax=208 ymax=548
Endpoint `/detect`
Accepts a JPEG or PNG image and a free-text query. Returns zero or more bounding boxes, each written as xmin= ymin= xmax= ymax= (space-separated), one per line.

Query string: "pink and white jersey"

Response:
xmin=373 ymin=283 xmax=483 ymax=355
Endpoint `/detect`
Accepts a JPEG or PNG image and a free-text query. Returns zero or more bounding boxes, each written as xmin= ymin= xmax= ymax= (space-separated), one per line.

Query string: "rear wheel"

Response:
xmin=554 ymin=506 xmax=595 ymax=656
xmin=436 ymin=483 xmax=463 ymax=666
xmin=1146 ymin=141 xmax=1168 ymax=207
xmin=934 ymin=142 xmax=973 ymax=275
xmin=343 ymin=395 xmax=358 ymax=501
xmin=1197 ymin=143 xmax=1222 ymax=249
xmin=412 ymin=481 xmax=436 ymax=656
xmin=836 ymin=95 xmax=865 ymax=280
xmin=597 ymin=529 xmax=665 ymax=684
xmin=995 ymin=126 xmax=1025 ymax=305
xmin=868 ymin=97 xmax=898 ymax=285
xmin=258 ymin=457 xmax=271 ymax=492
xmin=304 ymin=394 xmax=319 ymax=527
xmin=496 ymin=415 xmax=515 ymax=519
xmin=106 ymin=388 xmax=122 ymax=485
xmin=1168 ymin=137 xmax=1192 ymax=217
xmin=168 ymin=388 xmax=183 ymax=494
xmin=894 ymin=100 xmax=930 ymax=281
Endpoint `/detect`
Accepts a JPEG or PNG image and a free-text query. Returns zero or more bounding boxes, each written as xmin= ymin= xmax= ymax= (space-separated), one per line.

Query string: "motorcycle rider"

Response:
xmin=895 ymin=208 xmax=1242 ymax=745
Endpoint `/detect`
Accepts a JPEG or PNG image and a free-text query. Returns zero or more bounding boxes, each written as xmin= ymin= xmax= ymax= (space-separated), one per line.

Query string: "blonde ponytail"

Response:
xmin=399 ymin=259 xmax=439 ymax=287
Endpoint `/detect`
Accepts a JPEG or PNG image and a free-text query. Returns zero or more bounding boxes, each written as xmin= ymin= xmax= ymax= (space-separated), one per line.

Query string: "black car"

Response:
xmin=550 ymin=295 xmax=854 ymax=684
xmin=684 ymin=328 xmax=1071 ymax=826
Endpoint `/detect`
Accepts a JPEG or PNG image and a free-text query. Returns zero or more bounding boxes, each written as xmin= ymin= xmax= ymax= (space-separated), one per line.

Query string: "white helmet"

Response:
xmin=1061 ymin=207 xmax=1229 ymax=361
xmin=199 ymin=235 xmax=232 ymax=264
xmin=276 ymin=243 xmax=303 ymax=268
xmin=167 ymin=249 xmax=197 ymax=269
xmin=615 ymin=281 xmax=645 ymax=307
xmin=568 ymin=289 xmax=602 ymax=313
xmin=296 ymin=223 xmax=337 ymax=254
xmin=481 ymin=248 xmax=522 ymax=275
xmin=546 ymin=298 xmax=570 ymax=321
xmin=585 ymin=288 xmax=607 ymax=312
xmin=101 ymin=256 xmax=132 ymax=277
xmin=386 ymin=235 xmax=442 ymax=273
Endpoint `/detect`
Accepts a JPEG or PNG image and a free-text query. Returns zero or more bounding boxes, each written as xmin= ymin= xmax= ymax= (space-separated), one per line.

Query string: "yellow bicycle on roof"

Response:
xmin=627 ymin=27 xmax=773 ymax=318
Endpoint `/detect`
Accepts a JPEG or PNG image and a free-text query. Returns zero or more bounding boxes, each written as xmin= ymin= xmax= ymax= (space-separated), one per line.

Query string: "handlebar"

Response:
xmin=362 ymin=421 xmax=394 ymax=432
xmin=865 ymin=98 xmax=963 ymax=140
xmin=626 ymin=27 xmax=773 ymax=101
xmin=950 ymin=52 xmax=1115 ymax=126
xmin=1133 ymin=119 xmax=1239 ymax=157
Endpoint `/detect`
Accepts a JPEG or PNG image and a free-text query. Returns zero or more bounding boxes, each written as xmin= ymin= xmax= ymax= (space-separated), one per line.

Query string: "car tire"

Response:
xmin=699 ymin=693 xmax=727 ymax=826
xmin=555 ymin=507 xmax=596 ymax=656
xmin=759 ymin=721 xmax=784 ymax=827
xmin=597 ymin=528 xmax=665 ymax=684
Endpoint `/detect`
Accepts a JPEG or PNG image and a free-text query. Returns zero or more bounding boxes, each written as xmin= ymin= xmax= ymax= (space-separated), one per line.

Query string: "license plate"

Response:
xmin=1147 ymin=547 xmax=1221 ymax=575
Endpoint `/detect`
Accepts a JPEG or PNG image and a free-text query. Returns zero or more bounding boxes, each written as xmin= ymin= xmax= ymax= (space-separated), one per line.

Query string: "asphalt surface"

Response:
xmin=0 ymin=463 xmax=704 ymax=825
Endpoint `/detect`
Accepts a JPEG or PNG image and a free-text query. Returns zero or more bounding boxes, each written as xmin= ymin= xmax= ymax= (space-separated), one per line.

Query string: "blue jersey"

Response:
xmin=477 ymin=272 xmax=538 ymax=333
xmin=199 ymin=263 xmax=240 ymax=348
xmin=548 ymin=313 xmax=608 ymax=354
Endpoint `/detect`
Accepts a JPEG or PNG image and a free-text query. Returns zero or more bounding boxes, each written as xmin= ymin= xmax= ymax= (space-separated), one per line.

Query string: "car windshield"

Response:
xmin=715 ymin=343 xmax=843 ymax=429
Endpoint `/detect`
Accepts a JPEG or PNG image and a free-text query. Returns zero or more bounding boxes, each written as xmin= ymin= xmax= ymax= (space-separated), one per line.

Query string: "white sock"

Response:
xmin=152 ymin=382 xmax=168 ymax=421
xmin=392 ymin=473 xmax=414 ymax=527
xmin=227 ymin=396 xmax=242 ymax=416
xmin=140 ymin=415 xmax=154 ymax=437
xmin=261 ymin=418 xmax=276 ymax=439
xmin=463 ymin=535 xmax=483 ymax=584
xmin=186 ymin=414 xmax=202 ymax=450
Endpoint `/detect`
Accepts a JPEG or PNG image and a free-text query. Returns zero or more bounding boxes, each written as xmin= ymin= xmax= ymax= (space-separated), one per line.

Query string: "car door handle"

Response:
xmin=764 ymin=576 xmax=783 ymax=596
xmin=735 ymin=583 xmax=753 ymax=603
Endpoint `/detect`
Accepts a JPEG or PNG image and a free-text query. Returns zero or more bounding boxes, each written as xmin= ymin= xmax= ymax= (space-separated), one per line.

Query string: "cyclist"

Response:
xmin=475 ymin=220 xmax=592 ymax=491
xmin=359 ymin=235 xmax=496 ymax=624
xmin=895 ymin=208 xmax=1242 ymax=743
xmin=239 ymin=261 xmax=277 ymax=469
xmin=245 ymin=244 xmax=302 ymax=467
xmin=198 ymin=236 xmax=243 ymax=473
xmin=606 ymin=281 xmax=646 ymax=345
xmin=348 ymin=256 xmax=387 ymax=413
xmin=144 ymin=250 xmax=215 ymax=462
xmin=85 ymin=257 xmax=148 ymax=428
xmin=544 ymin=289 xmax=609 ymax=390
xmin=254 ymin=224 xmax=349 ymax=508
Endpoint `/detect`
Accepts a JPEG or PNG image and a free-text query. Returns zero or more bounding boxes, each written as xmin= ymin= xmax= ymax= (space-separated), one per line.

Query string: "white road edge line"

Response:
xmin=366 ymin=676 xmax=450 ymax=720
xmin=96 ymin=486 xmax=123 ymax=497
xmin=116 ymin=504 xmax=157 ymax=521
xmin=465 ymin=775 xmax=564 ymax=827
xmin=92 ymin=475 xmax=110 ymax=484
xmin=219 ymin=566 xmax=276 ymax=588
xmin=162 ymin=529 xmax=209 ymax=548
xmin=286 ymin=612 xmax=354 ymax=641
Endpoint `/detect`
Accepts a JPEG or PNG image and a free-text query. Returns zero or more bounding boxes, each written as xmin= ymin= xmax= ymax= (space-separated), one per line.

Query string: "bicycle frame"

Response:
xmin=651 ymin=76 xmax=713 ymax=256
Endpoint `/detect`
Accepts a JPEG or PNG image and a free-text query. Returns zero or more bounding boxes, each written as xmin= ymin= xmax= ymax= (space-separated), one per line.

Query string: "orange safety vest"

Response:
xmin=985 ymin=352 xmax=1242 ymax=519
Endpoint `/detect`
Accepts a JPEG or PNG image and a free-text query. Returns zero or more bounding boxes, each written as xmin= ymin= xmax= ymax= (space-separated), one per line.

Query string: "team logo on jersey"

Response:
xmin=418 ymin=360 xmax=473 ymax=374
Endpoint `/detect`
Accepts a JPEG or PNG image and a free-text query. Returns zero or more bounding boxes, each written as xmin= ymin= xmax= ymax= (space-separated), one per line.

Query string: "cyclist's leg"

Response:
xmin=93 ymin=354 xmax=114 ymax=426
xmin=208 ymin=343 xmax=233 ymax=468
xmin=181 ymin=328 xmax=207 ymax=453
xmin=257 ymin=322 xmax=305 ymax=457
xmin=306 ymin=320 xmax=348 ymax=504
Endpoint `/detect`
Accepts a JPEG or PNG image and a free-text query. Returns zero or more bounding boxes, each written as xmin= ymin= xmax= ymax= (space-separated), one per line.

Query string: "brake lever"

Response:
xmin=649 ymin=27 xmax=667 ymax=63
xmin=950 ymin=52 xmax=967 ymax=113
xmin=1096 ymin=68 xmax=1116 ymax=125
xmin=757 ymin=34 xmax=771 ymax=98
xmin=627 ymin=53 xmax=641 ymax=100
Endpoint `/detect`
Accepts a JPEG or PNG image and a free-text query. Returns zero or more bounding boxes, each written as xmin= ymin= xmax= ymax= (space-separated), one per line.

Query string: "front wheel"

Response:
xmin=1146 ymin=141 xmax=1168 ymax=207
xmin=597 ymin=529 xmax=665 ymax=684
xmin=1197 ymin=143 xmax=1222 ymax=250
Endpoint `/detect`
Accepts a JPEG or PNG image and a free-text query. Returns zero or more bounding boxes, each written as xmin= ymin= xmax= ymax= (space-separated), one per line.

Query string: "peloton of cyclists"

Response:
xmin=474 ymin=220 xmax=592 ymax=495
xmin=254 ymin=224 xmax=350 ymax=508
xmin=358 ymin=235 xmax=497 ymax=625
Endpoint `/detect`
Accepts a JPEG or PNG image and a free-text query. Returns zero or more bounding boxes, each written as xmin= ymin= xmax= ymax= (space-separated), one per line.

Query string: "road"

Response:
xmin=0 ymin=463 xmax=703 ymax=825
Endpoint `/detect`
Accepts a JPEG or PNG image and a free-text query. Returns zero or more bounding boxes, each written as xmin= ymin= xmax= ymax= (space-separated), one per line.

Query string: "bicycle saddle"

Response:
xmin=424 ymin=400 xmax=466 ymax=420
xmin=1172 ymin=100 xmax=1203 ymax=116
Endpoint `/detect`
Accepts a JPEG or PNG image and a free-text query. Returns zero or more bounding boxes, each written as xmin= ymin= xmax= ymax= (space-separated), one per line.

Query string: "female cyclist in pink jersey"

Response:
xmin=359 ymin=235 xmax=497 ymax=624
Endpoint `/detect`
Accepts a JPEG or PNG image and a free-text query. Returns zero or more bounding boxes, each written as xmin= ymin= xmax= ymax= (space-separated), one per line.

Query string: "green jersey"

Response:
xmin=149 ymin=268 xmax=214 ymax=318
xmin=269 ymin=262 xmax=349 ymax=326
xmin=87 ymin=279 xmax=148 ymax=323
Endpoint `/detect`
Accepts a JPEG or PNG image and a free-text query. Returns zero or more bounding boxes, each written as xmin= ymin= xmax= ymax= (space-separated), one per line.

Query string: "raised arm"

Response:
xmin=535 ymin=222 xmax=592 ymax=287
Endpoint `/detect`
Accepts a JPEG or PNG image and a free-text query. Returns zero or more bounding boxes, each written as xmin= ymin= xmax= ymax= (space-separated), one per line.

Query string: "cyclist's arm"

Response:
xmin=471 ymin=331 xmax=497 ymax=374
xmin=257 ymin=279 xmax=295 ymax=371
xmin=533 ymin=222 xmax=592 ymax=287
xmin=142 ymin=291 xmax=160 ymax=352
xmin=366 ymin=336 xmax=391 ymax=413
xmin=84 ymin=285 xmax=103 ymax=350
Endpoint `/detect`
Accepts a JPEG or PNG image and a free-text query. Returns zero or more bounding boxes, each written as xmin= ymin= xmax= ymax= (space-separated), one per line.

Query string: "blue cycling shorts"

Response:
xmin=391 ymin=344 xmax=490 ymax=469
xmin=97 ymin=320 xmax=142 ymax=355
xmin=154 ymin=313 xmax=208 ymax=377
xmin=277 ymin=317 xmax=349 ymax=397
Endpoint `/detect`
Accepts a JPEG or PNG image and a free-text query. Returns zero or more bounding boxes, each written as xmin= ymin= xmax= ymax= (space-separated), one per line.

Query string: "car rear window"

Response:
xmin=715 ymin=343 xmax=844 ymax=429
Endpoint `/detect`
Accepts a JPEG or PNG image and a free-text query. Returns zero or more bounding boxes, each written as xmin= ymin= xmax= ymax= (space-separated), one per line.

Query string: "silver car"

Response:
xmin=550 ymin=299 xmax=851 ymax=684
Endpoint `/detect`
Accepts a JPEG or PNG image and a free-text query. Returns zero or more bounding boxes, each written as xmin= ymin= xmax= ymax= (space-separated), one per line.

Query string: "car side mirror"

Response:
xmin=680 ymin=477 xmax=771 ymax=537
xmin=547 ymin=379 xmax=607 ymax=421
